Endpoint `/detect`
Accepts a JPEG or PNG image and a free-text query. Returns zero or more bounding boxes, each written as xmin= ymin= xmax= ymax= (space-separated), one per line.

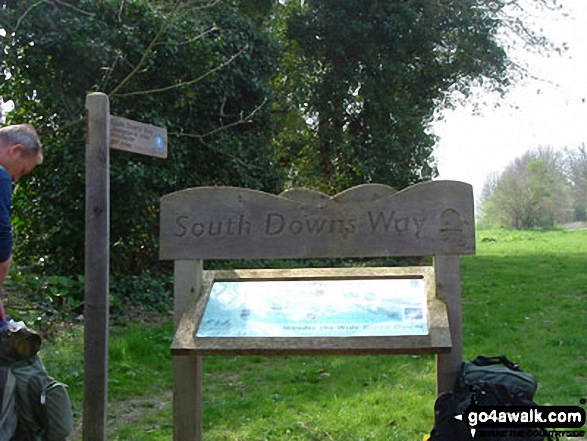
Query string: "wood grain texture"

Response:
xmin=434 ymin=255 xmax=463 ymax=395
xmin=173 ymin=261 xmax=204 ymax=441
xmin=160 ymin=181 xmax=475 ymax=260
xmin=83 ymin=92 xmax=110 ymax=441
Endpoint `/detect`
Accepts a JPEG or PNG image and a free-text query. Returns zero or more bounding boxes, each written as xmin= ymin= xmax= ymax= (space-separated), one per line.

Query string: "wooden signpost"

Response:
xmin=84 ymin=92 xmax=167 ymax=441
xmin=110 ymin=115 xmax=168 ymax=158
xmin=160 ymin=182 xmax=475 ymax=441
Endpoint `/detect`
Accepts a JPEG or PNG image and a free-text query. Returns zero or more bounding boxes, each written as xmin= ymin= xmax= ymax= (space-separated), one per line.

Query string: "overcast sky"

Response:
xmin=433 ymin=0 xmax=587 ymax=203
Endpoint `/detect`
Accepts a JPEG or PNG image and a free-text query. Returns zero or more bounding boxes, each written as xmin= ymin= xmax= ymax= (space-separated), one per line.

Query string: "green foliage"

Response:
xmin=4 ymin=271 xmax=85 ymax=334
xmin=108 ymin=271 xmax=173 ymax=324
xmin=1 ymin=0 xmax=284 ymax=275
xmin=5 ymin=268 xmax=172 ymax=332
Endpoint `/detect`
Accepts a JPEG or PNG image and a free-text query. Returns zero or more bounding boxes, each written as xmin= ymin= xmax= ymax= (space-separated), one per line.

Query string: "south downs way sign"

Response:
xmin=160 ymin=181 xmax=475 ymax=441
xmin=159 ymin=181 xmax=476 ymax=261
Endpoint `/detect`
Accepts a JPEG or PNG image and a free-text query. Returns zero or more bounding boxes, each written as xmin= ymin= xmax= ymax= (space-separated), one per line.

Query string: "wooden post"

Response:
xmin=434 ymin=255 xmax=463 ymax=395
xmin=174 ymin=260 xmax=204 ymax=441
xmin=83 ymin=92 xmax=110 ymax=441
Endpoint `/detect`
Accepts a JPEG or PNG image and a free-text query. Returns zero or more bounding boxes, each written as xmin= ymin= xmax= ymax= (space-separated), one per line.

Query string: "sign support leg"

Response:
xmin=434 ymin=255 xmax=463 ymax=396
xmin=174 ymin=260 xmax=204 ymax=441
xmin=83 ymin=92 xmax=111 ymax=441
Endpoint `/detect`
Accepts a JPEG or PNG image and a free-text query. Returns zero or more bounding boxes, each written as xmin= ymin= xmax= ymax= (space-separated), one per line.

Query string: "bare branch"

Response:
xmin=10 ymin=0 xmax=95 ymax=34
xmin=504 ymin=58 xmax=557 ymax=86
xmin=107 ymin=29 xmax=168 ymax=97
xmin=172 ymin=0 xmax=222 ymax=12
xmin=54 ymin=115 xmax=85 ymax=135
xmin=112 ymin=45 xmax=248 ymax=98
xmin=100 ymin=52 xmax=123 ymax=91
xmin=199 ymin=138 xmax=264 ymax=171
xmin=155 ymin=25 xmax=219 ymax=47
xmin=117 ymin=0 xmax=126 ymax=23
xmin=50 ymin=0 xmax=94 ymax=16
xmin=108 ymin=1 xmax=182 ymax=97
xmin=13 ymin=0 xmax=47 ymax=34
xmin=167 ymin=95 xmax=266 ymax=171
xmin=169 ymin=97 xmax=268 ymax=140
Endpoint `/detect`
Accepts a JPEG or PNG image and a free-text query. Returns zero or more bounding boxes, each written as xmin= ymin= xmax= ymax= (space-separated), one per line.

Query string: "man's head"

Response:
xmin=0 ymin=124 xmax=43 ymax=182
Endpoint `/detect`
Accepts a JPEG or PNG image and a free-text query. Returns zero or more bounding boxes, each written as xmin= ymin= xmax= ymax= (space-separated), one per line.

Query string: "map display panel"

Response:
xmin=196 ymin=278 xmax=428 ymax=338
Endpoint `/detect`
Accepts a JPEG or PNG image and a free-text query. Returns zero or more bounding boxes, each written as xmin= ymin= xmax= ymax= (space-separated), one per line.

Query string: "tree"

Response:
xmin=1 ymin=0 xmax=284 ymax=276
xmin=478 ymin=170 xmax=500 ymax=212
xmin=479 ymin=147 xmax=571 ymax=229
xmin=271 ymin=0 xmax=561 ymax=193
xmin=565 ymin=145 xmax=587 ymax=221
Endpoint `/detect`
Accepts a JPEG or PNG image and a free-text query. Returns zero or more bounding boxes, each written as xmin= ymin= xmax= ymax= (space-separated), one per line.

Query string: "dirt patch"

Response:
xmin=68 ymin=391 xmax=173 ymax=440
xmin=562 ymin=221 xmax=587 ymax=230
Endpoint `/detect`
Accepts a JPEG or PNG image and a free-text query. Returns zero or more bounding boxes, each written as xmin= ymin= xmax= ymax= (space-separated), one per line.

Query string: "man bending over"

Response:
xmin=0 ymin=124 xmax=43 ymax=324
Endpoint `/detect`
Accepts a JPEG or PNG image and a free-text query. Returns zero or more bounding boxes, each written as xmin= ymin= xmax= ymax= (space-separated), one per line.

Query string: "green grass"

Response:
xmin=39 ymin=228 xmax=586 ymax=440
xmin=463 ymin=229 xmax=587 ymax=407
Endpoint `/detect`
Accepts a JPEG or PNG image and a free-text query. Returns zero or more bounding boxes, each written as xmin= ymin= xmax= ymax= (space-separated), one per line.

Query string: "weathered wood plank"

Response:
xmin=83 ymin=92 xmax=110 ymax=441
xmin=172 ymin=337 xmax=451 ymax=356
xmin=160 ymin=181 xmax=475 ymax=260
xmin=434 ymin=255 xmax=463 ymax=395
xmin=173 ymin=261 xmax=204 ymax=441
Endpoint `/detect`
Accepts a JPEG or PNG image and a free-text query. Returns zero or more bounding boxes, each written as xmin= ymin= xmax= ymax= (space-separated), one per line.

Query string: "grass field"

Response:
xmin=39 ymin=228 xmax=586 ymax=440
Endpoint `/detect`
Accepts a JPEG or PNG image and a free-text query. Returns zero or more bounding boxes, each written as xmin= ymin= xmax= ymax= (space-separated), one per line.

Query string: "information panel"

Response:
xmin=197 ymin=278 xmax=428 ymax=338
xmin=172 ymin=267 xmax=450 ymax=356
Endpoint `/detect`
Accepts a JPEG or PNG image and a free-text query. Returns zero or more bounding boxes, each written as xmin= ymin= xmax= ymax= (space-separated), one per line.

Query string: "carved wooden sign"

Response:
xmin=160 ymin=181 xmax=475 ymax=260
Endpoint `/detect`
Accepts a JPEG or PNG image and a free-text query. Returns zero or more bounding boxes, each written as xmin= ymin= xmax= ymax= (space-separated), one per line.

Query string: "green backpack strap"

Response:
xmin=472 ymin=355 xmax=520 ymax=371
xmin=0 ymin=365 xmax=18 ymax=440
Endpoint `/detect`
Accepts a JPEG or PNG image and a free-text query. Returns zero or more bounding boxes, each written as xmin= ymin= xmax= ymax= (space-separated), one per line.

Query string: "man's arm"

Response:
xmin=0 ymin=167 xmax=13 ymax=323
xmin=0 ymin=256 xmax=11 ymax=321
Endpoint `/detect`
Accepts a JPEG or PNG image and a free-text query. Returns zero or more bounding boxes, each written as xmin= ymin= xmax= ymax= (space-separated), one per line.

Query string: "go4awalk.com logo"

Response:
xmin=455 ymin=402 xmax=586 ymax=438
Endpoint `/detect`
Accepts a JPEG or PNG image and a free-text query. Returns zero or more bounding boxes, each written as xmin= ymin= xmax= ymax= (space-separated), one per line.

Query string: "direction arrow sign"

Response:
xmin=110 ymin=115 xmax=168 ymax=158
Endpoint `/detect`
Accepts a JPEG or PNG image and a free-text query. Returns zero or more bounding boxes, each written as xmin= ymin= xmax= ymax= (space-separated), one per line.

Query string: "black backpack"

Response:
xmin=429 ymin=391 xmax=473 ymax=441
xmin=429 ymin=355 xmax=551 ymax=441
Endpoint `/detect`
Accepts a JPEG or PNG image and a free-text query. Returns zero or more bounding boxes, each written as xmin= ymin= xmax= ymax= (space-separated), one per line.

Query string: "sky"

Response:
xmin=433 ymin=0 xmax=587 ymax=203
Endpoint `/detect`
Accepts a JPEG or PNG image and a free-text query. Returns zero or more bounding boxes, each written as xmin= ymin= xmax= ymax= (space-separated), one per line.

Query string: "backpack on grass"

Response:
xmin=429 ymin=355 xmax=551 ymax=441
xmin=429 ymin=391 xmax=473 ymax=441
xmin=12 ymin=355 xmax=73 ymax=441
xmin=455 ymin=355 xmax=538 ymax=407
xmin=0 ymin=323 xmax=73 ymax=441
